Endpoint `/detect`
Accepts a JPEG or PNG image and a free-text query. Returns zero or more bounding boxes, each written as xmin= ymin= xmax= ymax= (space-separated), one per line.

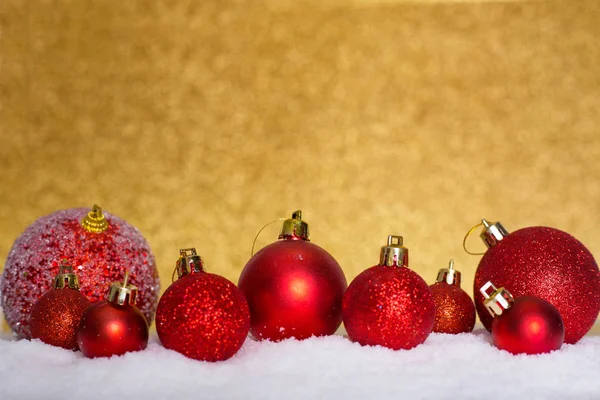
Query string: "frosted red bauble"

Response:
xmin=492 ymin=296 xmax=564 ymax=355
xmin=343 ymin=265 xmax=436 ymax=350
xmin=78 ymin=301 xmax=149 ymax=358
xmin=30 ymin=288 xmax=91 ymax=350
xmin=156 ymin=272 xmax=250 ymax=362
xmin=0 ymin=208 xmax=160 ymax=338
xmin=239 ymin=239 xmax=347 ymax=341
xmin=474 ymin=226 xmax=600 ymax=344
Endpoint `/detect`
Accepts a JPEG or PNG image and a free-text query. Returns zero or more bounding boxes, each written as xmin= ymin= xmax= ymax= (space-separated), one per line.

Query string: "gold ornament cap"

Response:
xmin=480 ymin=281 xmax=514 ymax=317
xmin=107 ymin=271 xmax=138 ymax=306
xmin=81 ymin=204 xmax=109 ymax=233
xmin=279 ymin=210 xmax=310 ymax=241
xmin=379 ymin=235 xmax=409 ymax=267
xmin=53 ymin=260 xmax=81 ymax=290
xmin=435 ymin=259 xmax=461 ymax=286
xmin=480 ymin=219 xmax=509 ymax=248
xmin=174 ymin=248 xmax=205 ymax=280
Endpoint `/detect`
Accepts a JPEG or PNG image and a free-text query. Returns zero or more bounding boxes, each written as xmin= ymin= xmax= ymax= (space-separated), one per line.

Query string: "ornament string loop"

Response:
xmin=171 ymin=248 xmax=204 ymax=282
xmin=251 ymin=218 xmax=286 ymax=256
xmin=463 ymin=221 xmax=486 ymax=256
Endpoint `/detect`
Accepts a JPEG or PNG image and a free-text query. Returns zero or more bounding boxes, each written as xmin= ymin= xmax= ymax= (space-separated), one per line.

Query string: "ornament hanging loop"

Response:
xmin=379 ymin=235 xmax=409 ymax=267
xmin=81 ymin=204 xmax=109 ymax=233
xmin=172 ymin=248 xmax=204 ymax=282
xmin=108 ymin=270 xmax=138 ymax=306
xmin=251 ymin=218 xmax=287 ymax=256
xmin=54 ymin=259 xmax=81 ymax=289
xmin=463 ymin=221 xmax=486 ymax=256
xmin=480 ymin=281 xmax=514 ymax=317
xmin=436 ymin=259 xmax=461 ymax=286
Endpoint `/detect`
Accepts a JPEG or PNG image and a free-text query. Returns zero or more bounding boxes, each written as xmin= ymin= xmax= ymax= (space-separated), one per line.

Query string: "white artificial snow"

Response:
xmin=1 ymin=329 xmax=600 ymax=400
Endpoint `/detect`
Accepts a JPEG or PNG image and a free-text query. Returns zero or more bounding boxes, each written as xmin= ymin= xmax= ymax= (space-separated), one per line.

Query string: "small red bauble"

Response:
xmin=480 ymin=281 xmax=564 ymax=354
xmin=1 ymin=205 xmax=160 ymax=339
xmin=471 ymin=219 xmax=600 ymax=344
xmin=238 ymin=211 xmax=347 ymax=341
xmin=342 ymin=236 xmax=436 ymax=350
xmin=156 ymin=248 xmax=250 ymax=362
xmin=30 ymin=261 xmax=91 ymax=350
xmin=77 ymin=273 xmax=149 ymax=358
xmin=429 ymin=260 xmax=475 ymax=334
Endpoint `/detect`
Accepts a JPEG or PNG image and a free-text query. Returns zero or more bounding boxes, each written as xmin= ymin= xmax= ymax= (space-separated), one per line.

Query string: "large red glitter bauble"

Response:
xmin=492 ymin=296 xmax=564 ymax=355
xmin=474 ymin=227 xmax=600 ymax=344
xmin=1 ymin=208 xmax=160 ymax=338
xmin=30 ymin=288 xmax=91 ymax=350
xmin=238 ymin=239 xmax=347 ymax=341
xmin=77 ymin=301 xmax=149 ymax=358
xmin=429 ymin=282 xmax=476 ymax=334
xmin=156 ymin=272 xmax=250 ymax=362
xmin=342 ymin=265 xmax=436 ymax=350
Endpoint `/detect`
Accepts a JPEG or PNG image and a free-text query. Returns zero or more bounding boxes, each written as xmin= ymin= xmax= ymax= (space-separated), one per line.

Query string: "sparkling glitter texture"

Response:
xmin=430 ymin=283 xmax=476 ymax=334
xmin=30 ymin=288 xmax=91 ymax=350
xmin=1 ymin=208 xmax=160 ymax=338
xmin=156 ymin=272 xmax=250 ymax=362
xmin=492 ymin=296 xmax=564 ymax=355
xmin=473 ymin=226 xmax=600 ymax=344
xmin=342 ymin=265 xmax=436 ymax=350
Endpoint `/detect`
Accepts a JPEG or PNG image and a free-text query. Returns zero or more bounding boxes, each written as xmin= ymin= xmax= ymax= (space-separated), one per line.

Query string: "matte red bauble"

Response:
xmin=342 ymin=236 xmax=436 ymax=350
xmin=30 ymin=261 xmax=91 ymax=350
xmin=1 ymin=205 xmax=160 ymax=338
xmin=77 ymin=273 xmax=149 ymax=358
xmin=480 ymin=281 xmax=564 ymax=354
xmin=470 ymin=219 xmax=600 ymax=344
xmin=238 ymin=211 xmax=347 ymax=341
xmin=156 ymin=248 xmax=250 ymax=362
xmin=429 ymin=260 xmax=475 ymax=334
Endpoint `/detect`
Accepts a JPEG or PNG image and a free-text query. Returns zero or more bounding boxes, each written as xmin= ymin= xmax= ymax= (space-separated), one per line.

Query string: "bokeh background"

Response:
xmin=2 ymin=0 xmax=600 ymax=330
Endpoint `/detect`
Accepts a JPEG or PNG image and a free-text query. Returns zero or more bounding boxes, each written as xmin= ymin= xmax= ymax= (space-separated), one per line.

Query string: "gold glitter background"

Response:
xmin=2 ymin=0 xmax=600 ymax=330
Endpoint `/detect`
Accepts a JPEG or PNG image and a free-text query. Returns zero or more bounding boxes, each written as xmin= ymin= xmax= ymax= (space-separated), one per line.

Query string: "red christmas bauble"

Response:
xmin=30 ymin=288 xmax=91 ymax=350
xmin=77 ymin=279 xmax=149 ymax=358
xmin=239 ymin=238 xmax=347 ymax=341
xmin=156 ymin=249 xmax=250 ymax=362
xmin=474 ymin=225 xmax=600 ymax=344
xmin=343 ymin=264 xmax=435 ymax=350
xmin=492 ymin=296 xmax=564 ymax=355
xmin=430 ymin=283 xmax=476 ymax=334
xmin=1 ymin=206 xmax=160 ymax=338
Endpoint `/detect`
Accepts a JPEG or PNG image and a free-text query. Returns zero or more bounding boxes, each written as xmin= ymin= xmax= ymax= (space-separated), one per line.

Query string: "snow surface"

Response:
xmin=1 ymin=329 xmax=600 ymax=400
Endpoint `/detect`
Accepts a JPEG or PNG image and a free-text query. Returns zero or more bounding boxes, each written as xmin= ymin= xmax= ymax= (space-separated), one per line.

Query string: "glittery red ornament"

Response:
xmin=238 ymin=211 xmax=347 ymax=341
xmin=429 ymin=260 xmax=475 ymax=334
xmin=156 ymin=248 xmax=250 ymax=362
xmin=342 ymin=236 xmax=435 ymax=350
xmin=30 ymin=261 xmax=91 ymax=350
xmin=480 ymin=281 xmax=564 ymax=354
xmin=470 ymin=219 xmax=600 ymax=344
xmin=78 ymin=273 xmax=149 ymax=358
xmin=1 ymin=205 xmax=160 ymax=338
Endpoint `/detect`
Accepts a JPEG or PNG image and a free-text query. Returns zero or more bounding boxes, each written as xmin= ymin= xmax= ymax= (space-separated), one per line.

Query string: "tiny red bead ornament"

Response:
xmin=429 ymin=260 xmax=475 ymax=334
xmin=480 ymin=281 xmax=564 ymax=355
xmin=1 ymin=205 xmax=160 ymax=339
xmin=30 ymin=261 xmax=91 ymax=350
xmin=342 ymin=235 xmax=436 ymax=350
xmin=156 ymin=248 xmax=250 ymax=362
xmin=238 ymin=211 xmax=347 ymax=341
xmin=77 ymin=273 xmax=149 ymax=358
xmin=470 ymin=219 xmax=600 ymax=344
